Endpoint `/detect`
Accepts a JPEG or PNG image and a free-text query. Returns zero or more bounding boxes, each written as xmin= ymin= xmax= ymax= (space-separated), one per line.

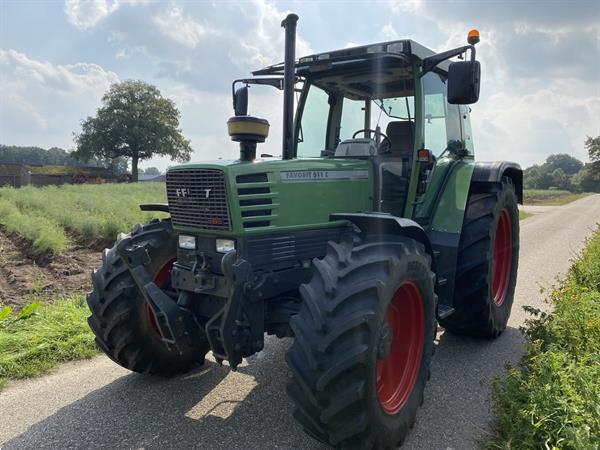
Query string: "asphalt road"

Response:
xmin=1 ymin=194 xmax=599 ymax=450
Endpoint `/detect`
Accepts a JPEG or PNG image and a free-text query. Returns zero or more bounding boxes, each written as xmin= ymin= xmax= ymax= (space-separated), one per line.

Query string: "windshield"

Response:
xmin=296 ymin=83 xmax=416 ymax=158
xmin=370 ymin=97 xmax=414 ymax=135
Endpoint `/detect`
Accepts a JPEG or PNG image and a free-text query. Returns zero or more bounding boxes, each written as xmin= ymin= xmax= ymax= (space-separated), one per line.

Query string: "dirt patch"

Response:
xmin=0 ymin=229 xmax=102 ymax=310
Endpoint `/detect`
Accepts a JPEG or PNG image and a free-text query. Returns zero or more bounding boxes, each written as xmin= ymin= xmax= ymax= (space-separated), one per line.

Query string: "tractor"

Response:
xmin=87 ymin=14 xmax=521 ymax=448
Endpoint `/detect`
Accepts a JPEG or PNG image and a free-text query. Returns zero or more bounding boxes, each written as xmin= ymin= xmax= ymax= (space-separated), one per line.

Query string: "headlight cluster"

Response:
xmin=178 ymin=235 xmax=236 ymax=253
xmin=178 ymin=235 xmax=196 ymax=250
xmin=216 ymin=238 xmax=235 ymax=253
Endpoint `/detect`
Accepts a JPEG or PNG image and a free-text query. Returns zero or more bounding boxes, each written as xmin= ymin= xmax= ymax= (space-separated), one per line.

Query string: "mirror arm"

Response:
xmin=422 ymin=44 xmax=475 ymax=74
xmin=232 ymin=77 xmax=285 ymax=96
xmin=231 ymin=77 xmax=290 ymax=111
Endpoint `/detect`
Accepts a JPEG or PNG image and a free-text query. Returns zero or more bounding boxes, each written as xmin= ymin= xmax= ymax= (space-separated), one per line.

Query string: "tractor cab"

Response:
xmin=232 ymin=35 xmax=480 ymax=219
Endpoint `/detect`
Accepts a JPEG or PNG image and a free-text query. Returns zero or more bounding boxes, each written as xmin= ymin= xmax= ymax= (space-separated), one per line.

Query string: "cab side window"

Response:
xmin=297 ymin=84 xmax=330 ymax=158
xmin=422 ymin=72 xmax=462 ymax=156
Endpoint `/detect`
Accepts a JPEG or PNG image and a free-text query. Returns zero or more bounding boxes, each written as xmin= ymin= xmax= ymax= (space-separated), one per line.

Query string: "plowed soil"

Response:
xmin=0 ymin=229 xmax=101 ymax=310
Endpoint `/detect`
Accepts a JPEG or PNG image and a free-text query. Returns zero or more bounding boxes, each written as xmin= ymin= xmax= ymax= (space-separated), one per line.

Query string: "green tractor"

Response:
xmin=87 ymin=14 xmax=521 ymax=448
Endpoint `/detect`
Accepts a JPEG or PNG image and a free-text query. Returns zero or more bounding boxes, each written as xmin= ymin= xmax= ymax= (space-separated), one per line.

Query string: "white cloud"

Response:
xmin=0 ymin=50 xmax=119 ymax=148
xmin=64 ymin=0 xmax=119 ymax=30
xmin=474 ymin=79 xmax=600 ymax=166
xmin=152 ymin=6 xmax=213 ymax=48
xmin=237 ymin=0 xmax=312 ymax=67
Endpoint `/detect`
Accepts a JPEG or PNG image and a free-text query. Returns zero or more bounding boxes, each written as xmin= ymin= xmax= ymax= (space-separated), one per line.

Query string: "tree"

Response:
xmin=545 ymin=153 xmax=584 ymax=175
xmin=143 ymin=166 xmax=161 ymax=176
xmin=585 ymin=135 xmax=600 ymax=165
xmin=73 ymin=80 xmax=192 ymax=181
xmin=0 ymin=145 xmax=106 ymax=167
xmin=578 ymin=136 xmax=600 ymax=192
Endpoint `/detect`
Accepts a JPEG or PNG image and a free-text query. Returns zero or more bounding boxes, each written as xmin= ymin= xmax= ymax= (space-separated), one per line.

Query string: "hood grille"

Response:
xmin=166 ymin=169 xmax=231 ymax=231
xmin=236 ymin=173 xmax=276 ymax=229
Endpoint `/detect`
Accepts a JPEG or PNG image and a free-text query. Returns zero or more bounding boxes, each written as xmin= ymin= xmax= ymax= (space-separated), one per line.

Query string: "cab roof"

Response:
xmin=252 ymin=39 xmax=449 ymax=78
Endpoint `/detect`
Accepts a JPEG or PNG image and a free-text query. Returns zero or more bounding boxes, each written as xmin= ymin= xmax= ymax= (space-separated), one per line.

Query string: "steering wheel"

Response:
xmin=352 ymin=129 xmax=392 ymax=152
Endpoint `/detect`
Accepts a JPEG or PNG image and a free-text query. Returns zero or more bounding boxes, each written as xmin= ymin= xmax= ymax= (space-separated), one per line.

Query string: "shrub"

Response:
xmin=489 ymin=228 xmax=600 ymax=449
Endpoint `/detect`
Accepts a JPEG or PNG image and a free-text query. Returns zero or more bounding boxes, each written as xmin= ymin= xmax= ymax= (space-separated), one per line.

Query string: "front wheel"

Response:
xmin=286 ymin=234 xmax=436 ymax=448
xmin=87 ymin=219 xmax=209 ymax=376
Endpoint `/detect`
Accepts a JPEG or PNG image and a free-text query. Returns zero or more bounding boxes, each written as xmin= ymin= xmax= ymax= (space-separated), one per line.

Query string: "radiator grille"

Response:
xmin=166 ymin=169 xmax=230 ymax=230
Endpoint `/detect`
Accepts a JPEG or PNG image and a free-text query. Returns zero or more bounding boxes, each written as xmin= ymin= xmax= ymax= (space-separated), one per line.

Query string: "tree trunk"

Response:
xmin=131 ymin=153 xmax=139 ymax=182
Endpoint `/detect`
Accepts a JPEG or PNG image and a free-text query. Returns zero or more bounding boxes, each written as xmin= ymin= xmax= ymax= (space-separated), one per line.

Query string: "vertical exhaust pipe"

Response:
xmin=281 ymin=13 xmax=298 ymax=160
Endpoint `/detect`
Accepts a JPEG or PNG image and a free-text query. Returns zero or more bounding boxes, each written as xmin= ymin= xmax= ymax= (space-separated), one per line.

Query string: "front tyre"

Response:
xmin=87 ymin=219 xmax=209 ymax=376
xmin=286 ymin=234 xmax=436 ymax=448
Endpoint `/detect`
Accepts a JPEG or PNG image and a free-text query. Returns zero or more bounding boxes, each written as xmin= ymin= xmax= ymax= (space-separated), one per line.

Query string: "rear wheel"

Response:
xmin=439 ymin=177 xmax=520 ymax=337
xmin=87 ymin=219 xmax=209 ymax=376
xmin=286 ymin=234 xmax=436 ymax=448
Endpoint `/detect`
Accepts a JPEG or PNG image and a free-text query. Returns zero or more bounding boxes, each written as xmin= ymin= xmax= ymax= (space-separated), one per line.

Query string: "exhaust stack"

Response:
xmin=281 ymin=13 xmax=298 ymax=160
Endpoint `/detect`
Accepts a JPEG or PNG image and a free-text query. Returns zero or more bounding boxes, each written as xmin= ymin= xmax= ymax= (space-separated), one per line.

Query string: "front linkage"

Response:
xmin=116 ymin=229 xmax=263 ymax=370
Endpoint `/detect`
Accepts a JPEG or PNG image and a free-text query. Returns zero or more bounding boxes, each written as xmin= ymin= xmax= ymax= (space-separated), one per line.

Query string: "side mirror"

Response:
xmin=448 ymin=60 xmax=480 ymax=104
xmin=233 ymin=86 xmax=248 ymax=116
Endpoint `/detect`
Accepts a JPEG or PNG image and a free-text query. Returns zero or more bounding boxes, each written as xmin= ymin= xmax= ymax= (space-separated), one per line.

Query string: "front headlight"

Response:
xmin=216 ymin=238 xmax=235 ymax=253
xmin=178 ymin=234 xmax=196 ymax=250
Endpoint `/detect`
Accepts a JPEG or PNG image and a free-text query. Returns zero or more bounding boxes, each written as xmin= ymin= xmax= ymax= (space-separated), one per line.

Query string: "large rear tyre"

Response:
xmin=86 ymin=219 xmax=209 ymax=376
xmin=286 ymin=234 xmax=436 ymax=448
xmin=439 ymin=177 xmax=520 ymax=337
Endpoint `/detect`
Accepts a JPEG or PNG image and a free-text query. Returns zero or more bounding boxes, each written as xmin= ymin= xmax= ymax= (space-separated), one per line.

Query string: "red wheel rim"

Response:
xmin=146 ymin=258 xmax=176 ymax=336
xmin=492 ymin=209 xmax=513 ymax=306
xmin=376 ymin=281 xmax=425 ymax=415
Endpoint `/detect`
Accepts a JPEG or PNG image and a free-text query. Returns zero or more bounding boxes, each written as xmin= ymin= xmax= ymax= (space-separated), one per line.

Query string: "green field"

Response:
xmin=523 ymin=189 xmax=590 ymax=206
xmin=0 ymin=183 xmax=167 ymax=254
xmin=489 ymin=227 xmax=600 ymax=449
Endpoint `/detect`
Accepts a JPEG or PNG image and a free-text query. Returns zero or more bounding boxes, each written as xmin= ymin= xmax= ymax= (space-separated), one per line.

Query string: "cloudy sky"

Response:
xmin=1 ymin=0 xmax=599 ymax=171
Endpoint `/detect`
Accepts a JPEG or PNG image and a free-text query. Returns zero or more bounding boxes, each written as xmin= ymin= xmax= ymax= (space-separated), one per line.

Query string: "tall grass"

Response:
xmin=0 ymin=183 xmax=167 ymax=253
xmin=489 ymin=227 xmax=600 ymax=449
xmin=0 ymin=296 xmax=98 ymax=390
xmin=0 ymin=198 xmax=68 ymax=254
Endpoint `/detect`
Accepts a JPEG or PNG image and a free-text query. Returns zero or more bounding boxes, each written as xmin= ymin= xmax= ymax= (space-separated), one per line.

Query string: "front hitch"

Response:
xmin=205 ymin=250 xmax=264 ymax=370
xmin=115 ymin=233 xmax=203 ymax=355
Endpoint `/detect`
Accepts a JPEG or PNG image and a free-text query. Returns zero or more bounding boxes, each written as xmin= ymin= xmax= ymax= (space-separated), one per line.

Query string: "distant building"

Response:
xmin=138 ymin=174 xmax=166 ymax=182
xmin=0 ymin=163 xmax=31 ymax=187
xmin=0 ymin=163 xmax=117 ymax=187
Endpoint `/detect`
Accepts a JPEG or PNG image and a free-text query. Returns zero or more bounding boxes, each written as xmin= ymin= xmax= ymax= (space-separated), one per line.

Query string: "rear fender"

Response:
xmin=472 ymin=161 xmax=523 ymax=204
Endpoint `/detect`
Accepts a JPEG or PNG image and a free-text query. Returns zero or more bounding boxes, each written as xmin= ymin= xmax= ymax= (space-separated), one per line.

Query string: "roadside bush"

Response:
xmin=488 ymin=228 xmax=600 ymax=449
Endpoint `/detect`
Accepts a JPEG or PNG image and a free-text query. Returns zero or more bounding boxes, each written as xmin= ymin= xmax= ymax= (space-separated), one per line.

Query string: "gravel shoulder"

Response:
xmin=1 ymin=194 xmax=599 ymax=449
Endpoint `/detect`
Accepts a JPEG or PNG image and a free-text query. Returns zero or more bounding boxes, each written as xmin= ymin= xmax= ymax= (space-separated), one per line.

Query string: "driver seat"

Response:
xmin=385 ymin=121 xmax=414 ymax=158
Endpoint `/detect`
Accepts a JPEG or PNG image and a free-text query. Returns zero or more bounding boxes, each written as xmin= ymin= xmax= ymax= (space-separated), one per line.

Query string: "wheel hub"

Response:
xmin=377 ymin=322 xmax=393 ymax=359
xmin=492 ymin=208 xmax=513 ymax=306
xmin=376 ymin=281 xmax=425 ymax=415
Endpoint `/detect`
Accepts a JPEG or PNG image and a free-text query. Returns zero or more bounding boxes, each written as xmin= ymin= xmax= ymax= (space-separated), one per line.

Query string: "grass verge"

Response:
xmin=488 ymin=227 xmax=600 ymax=449
xmin=519 ymin=210 xmax=532 ymax=220
xmin=0 ymin=297 xmax=97 ymax=391
xmin=524 ymin=189 xmax=591 ymax=206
